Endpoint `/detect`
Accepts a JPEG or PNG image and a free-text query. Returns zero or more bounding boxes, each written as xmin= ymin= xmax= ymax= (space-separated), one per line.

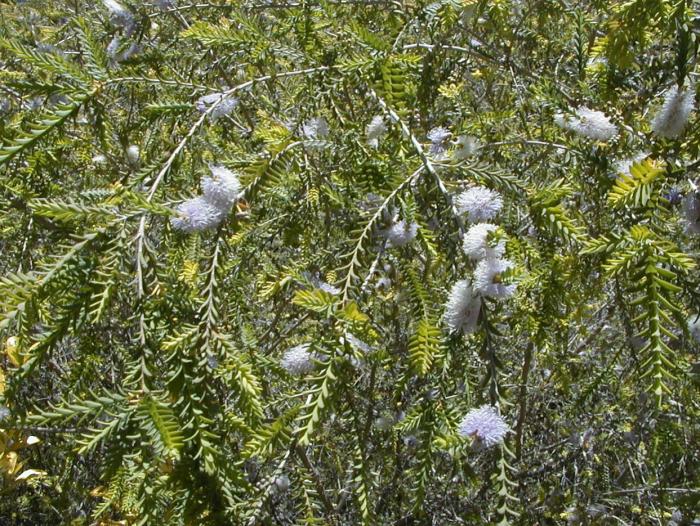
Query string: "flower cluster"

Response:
xmin=366 ymin=115 xmax=387 ymax=148
xmin=103 ymin=0 xmax=133 ymax=29
xmin=427 ymin=127 xmax=451 ymax=157
xmin=171 ymin=197 xmax=226 ymax=233
xmin=384 ymin=219 xmax=419 ymax=248
xmin=424 ymin=125 xmax=482 ymax=161
xmin=171 ymin=165 xmax=241 ymax=233
xmin=473 ymin=257 xmax=516 ymax=299
xmin=444 ymin=279 xmax=481 ymax=335
xmin=462 ymin=223 xmax=505 ymax=260
xmin=302 ymin=116 xmax=329 ymax=140
xmin=445 ymin=186 xmax=515 ymax=334
xmin=110 ymin=39 xmax=140 ymax=64
xmin=281 ymin=343 xmax=316 ymax=375
xmin=303 ymin=271 xmax=341 ymax=296
xmin=201 ymin=165 xmax=242 ymax=208
xmin=651 ymin=85 xmax=695 ymax=139
xmin=455 ymin=186 xmax=503 ymax=223
xmin=453 ymin=135 xmax=480 ymax=160
xmin=195 ymin=92 xmax=239 ymax=121
xmin=458 ymin=405 xmax=509 ymax=448
xmin=554 ymin=106 xmax=618 ymax=141
xmin=342 ymin=332 xmax=372 ymax=354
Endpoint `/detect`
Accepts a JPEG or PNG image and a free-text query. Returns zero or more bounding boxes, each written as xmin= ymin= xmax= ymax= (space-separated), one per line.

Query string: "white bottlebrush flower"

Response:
xmin=195 ymin=93 xmax=221 ymax=112
xmin=195 ymin=92 xmax=238 ymax=121
xmin=458 ymin=405 xmax=509 ymax=448
xmin=106 ymin=35 xmax=121 ymax=59
xmin=473 ymin=258 xmax=517 ymax=299
xmin=92 ymin=154 xmax=107 ymax=165
xmin=455 ymin=186 xmax=503 ymax=223
xmin=318 ymin=281 xmax=341 ymax=295
xmin=613 ymin=152 xmax=649 ymax=177
xmin=201 ymin=165 xmax=241 ymax=209
xmin=427 ymin=126 xmax=451 ymax=156
xmin=171 ymin=197 xmax=227 ymax=233
xmin=688 ymin=315 xmax=700 ymax=344
xmin=683 ymin=192 xmax=700 ymax=234
xmin=452 ymin=135 xmax=480 ymax=160
xmin=462 ymin=223 xmax=505 ymax=260
xmin=122 ymin=42 xmax=140 ymax=61
xmin=366 ymin=115 xmax=387 ymax=148
xmin=281 ymin=343 xmax=316 ymax=375
xmin=555 ymin=107 xmax=618 ymax=141
xmin=303 ymin=272 xmax=341 ymax=295
xmin=302 ymin=116 xmax=329 ymax=139
xmin=126 ymin=144 xmax=140 ymax=166
xmin=211 ymin=98 xmax=238 ymax=121
xmin=103 ymin=0 xmax=133 ymax=27
xmin=651 ymin=85 xmax=695 ymax=139
xmin=103 ymin=0 xmax=127 ymax=15
xmin=443 ymin=279 xmax=482 ymax=335
xmin=342 ymin=332 xmax=372 ymax=354
xmin=385 ymin=220 xmax=418 ymax=247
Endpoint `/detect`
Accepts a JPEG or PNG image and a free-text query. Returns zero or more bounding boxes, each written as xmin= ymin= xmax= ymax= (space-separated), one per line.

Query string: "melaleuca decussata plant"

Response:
xmin=0 ymin=1 xmax=699 ymax=524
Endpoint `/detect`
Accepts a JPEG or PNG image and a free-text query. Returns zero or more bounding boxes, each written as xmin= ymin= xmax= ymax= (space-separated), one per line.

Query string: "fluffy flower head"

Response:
xmin=342 ymin=332 xmax=372 ymax=354
xmin=103 ymin=0 xmax=127 ymax=15
xmin=444 ymin=279 xmax=482 ymax=335
xmin=281 ymin=344 xmax=316 ymax=375
xmin=453 ymin=135 xmax=480 ymax=160
xmin=106 ymin=36 xmax=121 ymax=59
xmin=318 ymin=282 xmax=341 ymax=295
xmin=458 ymin=405 xmax=509 ymax=448
xmin=385 ymin=220 xmax=418 ymax=247
xmin=473 ymin=258 xmax=516 ymax=299
xmin=303 ymin=272 xmax=341 ymax=296
xmin=103 ymin=0 xmax=133 ymax=27
xmin=651 ymin=85 xmax=695 ymax=139
xmin=555 ymin=107 xmax=618 ymax=141
xmin=427 ymin=127 xmax=451 ymax=155
xmin=366 ymin=115 xmax=387 ymax=148
xmin=462 ymin=223 xmax=505 ymax=260
xmin=302 ymin=117 xmax=329 ymax=139
xmin=201 ymin=165 xmax=241 ymax=209
xmin=171 ymin=197 xmax=226 ymax=233
xmin=455 ymin=186 xmax=503 ymax=223
xmin=195 ymin=93 xmax=238 ymax=120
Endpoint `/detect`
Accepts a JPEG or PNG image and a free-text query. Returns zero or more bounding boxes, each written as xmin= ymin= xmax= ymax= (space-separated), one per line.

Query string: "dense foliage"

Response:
xmin=1 ymin=0 xmax=700 ymax=524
